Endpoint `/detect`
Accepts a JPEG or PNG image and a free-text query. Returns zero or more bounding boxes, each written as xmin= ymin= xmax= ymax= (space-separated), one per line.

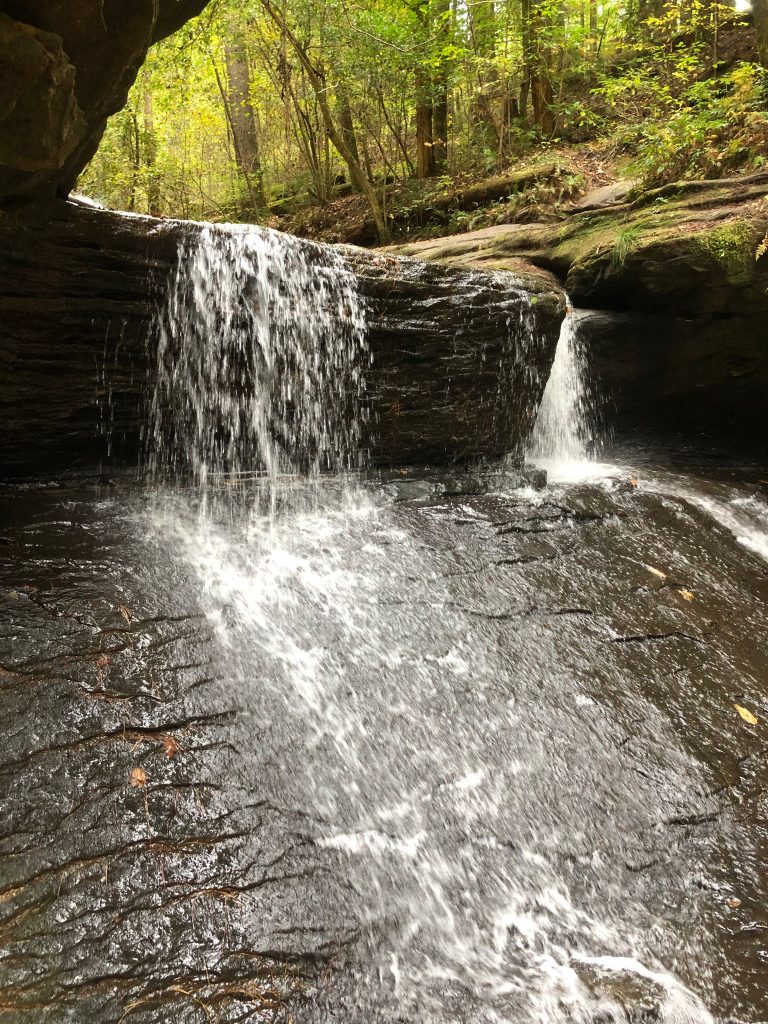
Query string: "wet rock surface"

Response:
xmin=576 ymin=309 xmax=768 ymax=451
xmin=0 ymin=202 xmax=563 ymax=478
xmin=1 ymin=455 xmax=767 ymax=1022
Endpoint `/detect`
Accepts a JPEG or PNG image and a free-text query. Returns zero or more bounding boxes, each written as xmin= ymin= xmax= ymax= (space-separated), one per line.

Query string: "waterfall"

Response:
xmin=142 ymin=239 xmax=712 ymax=1024
xmin=146 ymin=223 xmax=368 ymax=489
xmin=527 ymin=301 xmax=602 ymax=481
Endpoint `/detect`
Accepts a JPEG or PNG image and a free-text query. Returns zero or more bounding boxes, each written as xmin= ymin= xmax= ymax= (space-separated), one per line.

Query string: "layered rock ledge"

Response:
xmin=391 ymin=174 xmax=768 ymax=446
xmin=0 ymin=201 xmax=564 ymax=478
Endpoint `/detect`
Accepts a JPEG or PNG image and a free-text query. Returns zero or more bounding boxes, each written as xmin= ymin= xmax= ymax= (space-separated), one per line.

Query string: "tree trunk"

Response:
xmin=223 ymin=34 xmax=266 ymax=213
xmin=500 ymin=89 xmax=520 ymax=158
xmin=520 ymin=0 xmax=532 ymax=124
xmin=754 ymin=0 xmax=768 ymax=68
xmin=143 ymin=91 xmax=160 ymax=216
xmin=415 ymin=67 xmax=436 ymax=179
xmin=531 ymin=73 xmax=555 ymax=134
xmin=433 ymin=94 xmax=449 ymax=174
xmin=336 ymin=85 xmax=362 ymax=178
xmin=589 ymin=0 xmax=598 ymax=48
xmin=431 ymin=0 xmax=451 ymax=175
xmin=525 ymin=0 xmax=555 ymax=135
xmin=469 ymin=0 xmax=499 ymax=151
xmin=123 ymin=107 xmax=141 ymax=213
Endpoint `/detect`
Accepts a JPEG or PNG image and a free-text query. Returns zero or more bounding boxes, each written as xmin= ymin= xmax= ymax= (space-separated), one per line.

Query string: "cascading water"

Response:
xmin=146 ymin=229 xmax=717 ymax=1023
xmin=527 ymin=301 xmax=604 ymax=481
xmin=146 ymin=223 xmax=368 ymax=491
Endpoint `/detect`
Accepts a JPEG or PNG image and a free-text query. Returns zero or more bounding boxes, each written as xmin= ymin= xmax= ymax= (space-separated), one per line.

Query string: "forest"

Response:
xmin=80 ymin=0 xmax=768 ymax=244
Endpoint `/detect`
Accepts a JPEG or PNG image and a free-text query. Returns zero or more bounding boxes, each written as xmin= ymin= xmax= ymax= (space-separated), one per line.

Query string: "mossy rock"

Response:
xmin=392 ymin=173 xmax=768 ymax=318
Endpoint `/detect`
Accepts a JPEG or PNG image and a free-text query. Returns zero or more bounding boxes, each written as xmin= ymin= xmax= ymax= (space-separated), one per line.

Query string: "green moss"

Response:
xmin=695 ymin=220 xmax=756 ymax=277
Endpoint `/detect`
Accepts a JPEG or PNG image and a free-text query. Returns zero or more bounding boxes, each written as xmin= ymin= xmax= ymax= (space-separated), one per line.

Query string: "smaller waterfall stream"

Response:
xmin=527 ymin=302 xmax=604 ymax=482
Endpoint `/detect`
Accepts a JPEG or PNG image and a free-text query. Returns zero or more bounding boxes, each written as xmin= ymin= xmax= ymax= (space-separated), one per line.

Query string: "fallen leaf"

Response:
xmin=644 ymin=565 xmax=667 ymax=580
xmin=118 ymin=604 xmax=133 ymax=623
xmin=161 ymin=735 xmax=180 ymax=759
xmin=726 ymin=897 xmax=742 ymax=909
xmin=129 ymin=766 xmax=147 ymax=787
xmin=735 ymin=704 xmax=758 ymax=726
xmin=678 ymin=589 xmax=695 ymax=602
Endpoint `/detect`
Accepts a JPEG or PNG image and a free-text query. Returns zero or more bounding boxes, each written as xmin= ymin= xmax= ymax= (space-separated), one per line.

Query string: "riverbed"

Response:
xmin=1 ymin=448 xmax=767 ymax=1023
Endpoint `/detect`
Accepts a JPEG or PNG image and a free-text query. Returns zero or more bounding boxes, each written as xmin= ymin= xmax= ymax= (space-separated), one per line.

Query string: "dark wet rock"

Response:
xmin=0 ymin=0 xmax=210 ymax=204
xmin=372 ymin=463 xmax=547 ymax=502
xmin=0 ymin=487 xmax=356 ymax=1022
xmin=4 ymin=464 xmax=768 ymax=1020
xmin=577 ymin=308 xmax=768 ymax=448
xmin=0 ymin=202 xmax=564 ymax=479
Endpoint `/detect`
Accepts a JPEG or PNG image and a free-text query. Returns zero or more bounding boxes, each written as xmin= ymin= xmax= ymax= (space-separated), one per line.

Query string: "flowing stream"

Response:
xmin=139 ymin=226 xmax=765 ymax=1022
xmin=3 ymin=224 xmax=768 ymax=1024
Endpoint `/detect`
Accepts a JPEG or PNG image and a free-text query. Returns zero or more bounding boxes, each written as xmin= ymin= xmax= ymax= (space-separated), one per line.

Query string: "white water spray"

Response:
xmin=147 ymin=223 xmax=368 ymax=489
xmin=528 ymin=302 xmax=606 ymax=482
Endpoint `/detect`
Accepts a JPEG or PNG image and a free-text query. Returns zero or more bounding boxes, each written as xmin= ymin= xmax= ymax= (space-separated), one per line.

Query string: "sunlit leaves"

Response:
xmin=734 ymin=704 xmax=759 ymax=726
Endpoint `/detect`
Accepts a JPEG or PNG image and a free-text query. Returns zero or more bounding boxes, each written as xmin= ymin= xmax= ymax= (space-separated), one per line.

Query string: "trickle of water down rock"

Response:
xmin=144 ymin=224 xmax=721 ymax=1024
xmin=527 ymin=300 xmax=605 ymax=482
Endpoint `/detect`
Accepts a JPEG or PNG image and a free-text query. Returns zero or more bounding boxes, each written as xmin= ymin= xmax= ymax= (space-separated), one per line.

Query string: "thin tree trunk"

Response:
xmin=336 ymin=85 xmax=362 ymax=177
xmin=520 ymin=0 xmax=532 ymax=124
xmin=415 ymin=68 xmax=436 ymax=178
xmin=469 ymin=0 xmax=498 ymax=149
xmin=123 ymin=108 xmax=140 ymax=212
xmin=260 ymin=0 xmax=391 ymax=242
xmin=589 ymin=0 xmax=598 ymax=48
xmin=525 ymin=0 xmax=555 ymax=135
xmin=223 ymin=33 xmax=266 ymax=213
xmin=433 ymin=94 xmax=449 ymax=174
xmin=143 ymin=91 xmax=160 ymax=215
xmin=755 ymin=0 xmax=768 ymax=67
xmin=432 ymin=0 xmax=451 ymax=175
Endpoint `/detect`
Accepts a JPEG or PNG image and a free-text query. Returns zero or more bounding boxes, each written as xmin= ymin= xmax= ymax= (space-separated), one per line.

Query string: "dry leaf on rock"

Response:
xmin=161 ymin=735 xmax=180 ymax=759
xmin=734 ymin=704 xmax=758 ymax=725
xmin=644 ymin=565 xmax=667 ymax=580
